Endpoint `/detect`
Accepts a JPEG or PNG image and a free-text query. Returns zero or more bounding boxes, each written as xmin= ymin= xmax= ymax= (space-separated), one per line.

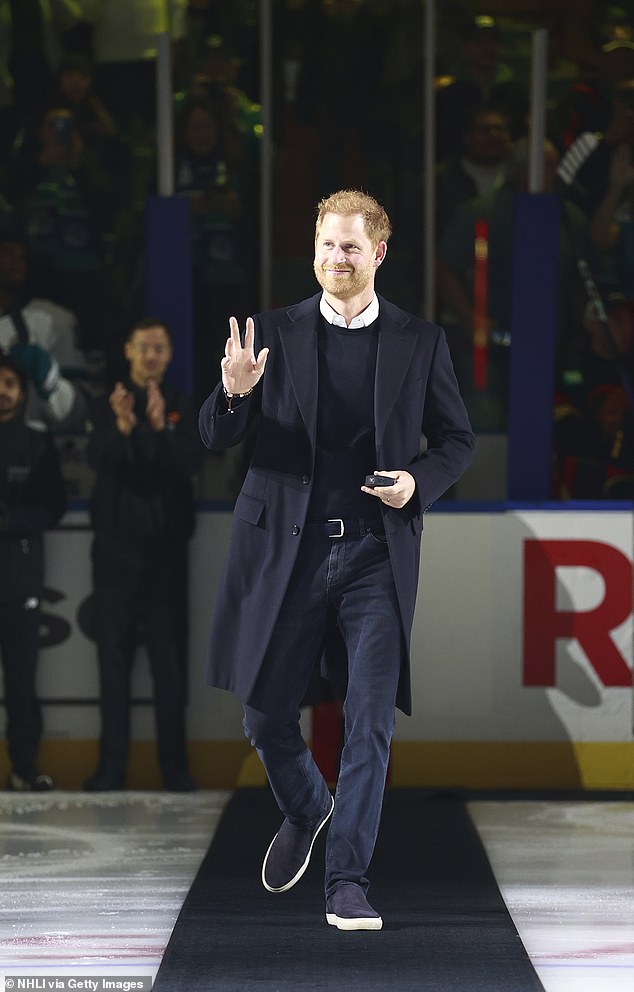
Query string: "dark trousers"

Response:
xmin=91 ymin=538 xmax=190 ymax=784
xmin=0 ymin=598 xmax=42 ymax=779
xmin=243 ymin=529 xmax=402 ymax=897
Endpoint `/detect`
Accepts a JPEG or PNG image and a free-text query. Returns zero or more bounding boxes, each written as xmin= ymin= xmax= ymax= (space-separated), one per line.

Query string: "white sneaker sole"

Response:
xmin=262 ymin=795 xmax=334 ymax=893
xmin=326 ymin=912 xmax=383 ymax=931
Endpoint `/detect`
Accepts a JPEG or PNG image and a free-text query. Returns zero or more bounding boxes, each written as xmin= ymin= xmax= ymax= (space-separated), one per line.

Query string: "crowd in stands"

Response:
xmin=0 ymin=4 xmax=632 ymax=498
xmin=3 ymin=0 xmax=634 ymax=789
xmin=429 ymin=6 xmax=634 ymax=500
xmin=0 ymin=1 xmax=261 ymax=393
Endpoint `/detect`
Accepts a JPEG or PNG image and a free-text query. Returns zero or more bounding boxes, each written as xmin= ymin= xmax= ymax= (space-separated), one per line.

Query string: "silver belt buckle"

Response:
xmin=328 ymin=518 xmax=345 ymax=538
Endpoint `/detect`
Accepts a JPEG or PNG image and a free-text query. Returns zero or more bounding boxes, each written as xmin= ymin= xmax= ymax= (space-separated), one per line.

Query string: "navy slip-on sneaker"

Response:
xmin=325 ymin=882 xmax=383 ymax=931
xmin=262 ymin=795 xmax=334 ymax=893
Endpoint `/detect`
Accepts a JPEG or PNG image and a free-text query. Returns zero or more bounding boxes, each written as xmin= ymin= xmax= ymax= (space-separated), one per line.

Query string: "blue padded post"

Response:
xmin=507 ymin=192 xmax=561 ymax=500
xmin=145 ymin=196 xmax=193 ymax=394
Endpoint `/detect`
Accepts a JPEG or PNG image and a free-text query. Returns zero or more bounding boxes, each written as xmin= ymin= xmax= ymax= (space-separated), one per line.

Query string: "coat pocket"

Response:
xmin=234 ymin=491 xmax=265 ymax=527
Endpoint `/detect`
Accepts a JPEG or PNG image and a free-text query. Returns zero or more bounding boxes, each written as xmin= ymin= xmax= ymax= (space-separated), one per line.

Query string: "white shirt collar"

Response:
xmin=319 ymin=293 xmax=379 ymax=329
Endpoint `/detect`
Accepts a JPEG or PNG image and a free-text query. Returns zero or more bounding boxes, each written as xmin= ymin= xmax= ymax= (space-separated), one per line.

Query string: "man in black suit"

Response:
xmin=0 ymin=354 xmax=65 ymax=791
xmin=199 ymin=189 xmax=475 ymax=930
xmin=85 ymin=317 xmax=199 ymax=792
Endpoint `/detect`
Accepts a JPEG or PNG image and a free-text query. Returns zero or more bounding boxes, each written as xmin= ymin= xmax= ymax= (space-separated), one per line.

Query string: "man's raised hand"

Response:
xmin=110 ymin=382 xmax=137 ymax=435
xmin=221 ymin=316 xmax=269 ymax=395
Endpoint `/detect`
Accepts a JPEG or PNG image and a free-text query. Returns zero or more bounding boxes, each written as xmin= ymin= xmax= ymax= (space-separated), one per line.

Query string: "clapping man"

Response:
xmin=0 ymin=354 xmax=65 ymax=790
xmin=85 ymin=317 xmax=199 ymax=791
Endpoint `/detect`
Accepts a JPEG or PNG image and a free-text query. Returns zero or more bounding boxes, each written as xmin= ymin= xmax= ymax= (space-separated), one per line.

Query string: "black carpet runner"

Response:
xmin=153 ymin=788 xmax=545 ymax=992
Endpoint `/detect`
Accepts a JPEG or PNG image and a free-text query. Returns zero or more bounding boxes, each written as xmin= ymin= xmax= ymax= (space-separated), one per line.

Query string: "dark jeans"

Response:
xmin=91 ymin=538 xmax=190 ymax=783
xmin=0 ymin=598 xmax=42 ymax=779
xmin=243 ymin=529 xmax=402 ymax=897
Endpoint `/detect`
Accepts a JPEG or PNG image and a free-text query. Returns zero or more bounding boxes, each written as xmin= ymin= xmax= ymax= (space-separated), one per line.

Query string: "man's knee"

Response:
xmin=242 ymin=706 xmax=299 ymax=750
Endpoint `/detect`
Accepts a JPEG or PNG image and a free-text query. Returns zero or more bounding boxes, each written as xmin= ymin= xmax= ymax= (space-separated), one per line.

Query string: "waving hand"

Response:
xmin=221 ymin=316 xmax=269 ymax=396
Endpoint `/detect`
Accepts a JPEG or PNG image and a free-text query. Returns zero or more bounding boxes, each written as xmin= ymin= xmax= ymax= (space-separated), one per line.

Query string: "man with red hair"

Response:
xmin=200 ymin=189 xmax=475 ymax=929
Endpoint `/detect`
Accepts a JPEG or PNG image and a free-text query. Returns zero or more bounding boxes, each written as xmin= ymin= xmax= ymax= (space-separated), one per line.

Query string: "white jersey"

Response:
xmin=0 ymin=299 xmax=87 ymax=429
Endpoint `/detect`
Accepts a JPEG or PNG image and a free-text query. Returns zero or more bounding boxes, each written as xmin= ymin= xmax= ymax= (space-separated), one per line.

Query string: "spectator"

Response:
xmin=436 ymin=105 xmax=512 ymax=238
xmin=174 ymin=93 xmax=255 ymax=406
xmin=84 ymin=317 xmax=200 ymax=792
xmin=0 ymin=0 xmax=83 ymax=164
xmin=50 ymin=52 xmax=131 ymax=184
xmin=11 ymin=104 xmax=118 ymax=351
xmin=294 ymin=0 xmax=384 ymax=197
xmin=179 ymin=0 xmax=259 ymax=100
xmin=554 ymin=290 xmax=634 ymax=498
xmin=436 ymin=14 xmax=528 ymax=162
xmin=375 ymin=0 xmax=423 ymax=219
xmin=272 ymin=0 xmax=321 ymax=139
xmin=557 ymin=81 xmax=634 ymax=220
xmin=81 ymin=0 xmax=188 ymax=141
xmin=0 ymin=353 xmax=66 ymax=791
xmin=175 ymin=34 xmax=261 ymax=166
xmin=587 ymin=136 xmax=634 ymax=301
xmin=558 ymin=24 xmax=634 ymax=149
xmin=437 ymin=139 xmax=588 ymax=428
xmin=0 ymin=230 xmax=87 ymax=430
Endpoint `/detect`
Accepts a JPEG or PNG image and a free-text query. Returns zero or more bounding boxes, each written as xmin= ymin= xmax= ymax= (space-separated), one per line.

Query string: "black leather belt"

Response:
xmin=304 ymin=517 xmax=384 ymax=539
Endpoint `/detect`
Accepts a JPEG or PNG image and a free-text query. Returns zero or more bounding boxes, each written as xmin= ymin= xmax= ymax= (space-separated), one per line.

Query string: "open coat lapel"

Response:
xmin=276 ymin=293 xmax=418 ymax=452
xmin=277 ymin=296 xmax=319 ymax=445
xmin=374 ymin=296 xmax=418 ymax=447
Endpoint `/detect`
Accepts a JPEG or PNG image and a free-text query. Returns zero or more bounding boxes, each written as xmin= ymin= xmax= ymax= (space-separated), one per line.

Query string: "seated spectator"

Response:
xmin=176 ymin=33 xmax=262 ymax=155
xmin=587 ymin=136 xmax=634 ymax=302
xmin=437 ymin=139 xmax=588 ymax=429
xmin=0 ymin=0 xmax=83 ymax=143
xmin=11 ymin=104 xmax=119 ymax=352
xmin=0 ymin=353 xmax=66 ymax=791
xmin=0 ymin=229 xmax=87 ymax=430
xmin=557 ymin=24 xmax=634 ymax=149
xmin=82 ymin=0 xmax=188 ymax=142
xmin=436 ymin=15 xmax=528 ymax=162
xmin=291 ymin=0 xmax=384 ymax=197
xmin=554 ymin=290 xmax=634 ymax=498
xmin=557 ymin=82 xmax=634 ymax=219
xmin=50 ymin=53 xmax=131 ymax=186
xmin=174 ymin=93 xmax=255 ymax=406
xmin=436 ymin=105 xmax=511 ymax=238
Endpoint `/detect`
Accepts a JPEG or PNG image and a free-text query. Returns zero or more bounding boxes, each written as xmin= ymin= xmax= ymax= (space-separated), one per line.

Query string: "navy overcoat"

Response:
xmin=199 ymin=293 xmax=475 ymax=714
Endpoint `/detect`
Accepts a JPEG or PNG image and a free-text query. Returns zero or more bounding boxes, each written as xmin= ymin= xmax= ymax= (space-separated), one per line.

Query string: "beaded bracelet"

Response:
xmin=223 ymin=385 xmax=253 ymax=412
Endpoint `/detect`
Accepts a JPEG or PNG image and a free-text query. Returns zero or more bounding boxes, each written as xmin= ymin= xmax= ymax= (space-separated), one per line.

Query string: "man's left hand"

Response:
xmin=361 ymin=470 xmax=416 ymax=508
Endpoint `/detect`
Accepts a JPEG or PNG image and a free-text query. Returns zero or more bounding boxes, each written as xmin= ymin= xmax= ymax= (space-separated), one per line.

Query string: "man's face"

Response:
xmin=124 ymin=326 xmax=173 ymax=387
xmin=59 ymin=68 xmax=91 ymax=103
xmin=184 ymin=105 xmax=219 ymax=158
xmin=0 ymin=366 xmax=24 ymax=420
xmin=313 ymin=212 xmax=385 ymax=302
xmin=464 ymin=112 xmax=511 ymax=164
